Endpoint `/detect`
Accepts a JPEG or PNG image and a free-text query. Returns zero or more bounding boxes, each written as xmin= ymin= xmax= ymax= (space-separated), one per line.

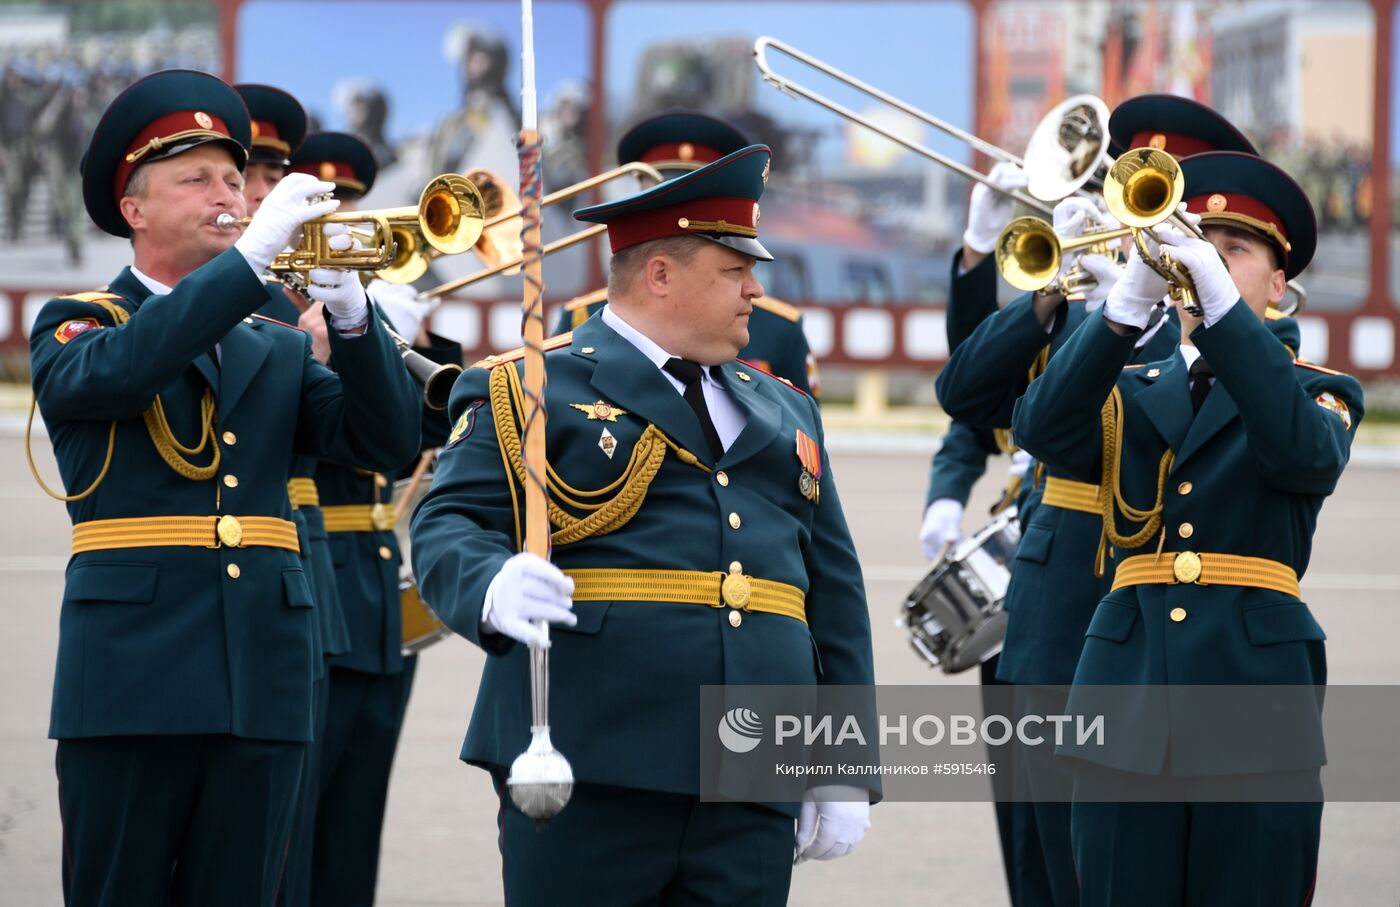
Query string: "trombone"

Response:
xmin=419 ymin=161 xmax=665 ymax=300
xmin=216 ymin=173 xmax=488 ymax=281
xmin=753 ymin=36 xmax=1112 ymax=213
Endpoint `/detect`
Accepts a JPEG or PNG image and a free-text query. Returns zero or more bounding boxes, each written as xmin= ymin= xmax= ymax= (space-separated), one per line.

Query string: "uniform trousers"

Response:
xmin=492 ymin=772 xmax=794 ymax=907
xmin=56 ymin=733 xmax=305 ymax=906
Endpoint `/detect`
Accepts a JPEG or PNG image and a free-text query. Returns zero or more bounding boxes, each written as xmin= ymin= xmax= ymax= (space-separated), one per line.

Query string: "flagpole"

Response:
xmin=506 ymin=0 xmax=573 ymax=825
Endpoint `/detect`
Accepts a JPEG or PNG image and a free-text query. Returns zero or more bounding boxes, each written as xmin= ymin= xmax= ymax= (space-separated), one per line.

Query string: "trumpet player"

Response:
xmin=1012 ymin=149 xmax=1355 ymax=907
xmin=935 ymin=95 xmax=1281 ymax=907
xmin=30 ymin=70 xmax=420 ymax=907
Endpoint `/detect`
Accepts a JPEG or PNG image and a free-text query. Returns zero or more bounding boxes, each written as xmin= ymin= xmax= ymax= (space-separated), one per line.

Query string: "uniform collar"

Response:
xmin=600 ymin=303 xmax=722 ymax=393
xmin=130 ymin=264 xmax=174 ymax=297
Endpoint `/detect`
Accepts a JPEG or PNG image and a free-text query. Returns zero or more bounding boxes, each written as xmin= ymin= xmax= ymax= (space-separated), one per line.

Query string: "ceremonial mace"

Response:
xmin=505 ymin=0 xmax=574 ymax=826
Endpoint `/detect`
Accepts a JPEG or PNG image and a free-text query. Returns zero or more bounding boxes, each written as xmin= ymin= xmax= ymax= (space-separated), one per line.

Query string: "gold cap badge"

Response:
xmin=1207 ymin=193 xmax=1228 ymax=212
xmin=194 ymin=111 xmax=213 ymax=129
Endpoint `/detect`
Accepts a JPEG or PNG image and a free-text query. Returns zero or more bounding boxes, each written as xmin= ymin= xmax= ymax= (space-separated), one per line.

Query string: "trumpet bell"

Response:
xmin=1103 ymin=147 xmax=1185 ymax=229
xmin=419 ymin=173 xmax=488 ymax=255
xmin=996 ymin=216 xmax=1062 ymax=291
xmin=1024 ymin=95 xmax=1112 ymax=202
xmin=465 ymin=168 xmax=525 ymax=273
xmin=376 ymin=226 xmax=432 ymax=284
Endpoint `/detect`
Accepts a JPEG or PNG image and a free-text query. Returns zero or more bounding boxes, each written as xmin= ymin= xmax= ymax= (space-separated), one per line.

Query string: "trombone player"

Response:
xmin=31 ymin=70 xmax=420 ymax=907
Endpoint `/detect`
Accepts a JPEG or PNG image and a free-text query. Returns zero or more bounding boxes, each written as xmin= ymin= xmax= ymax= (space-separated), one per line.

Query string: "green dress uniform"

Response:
xmin=553 ymin=108 xmax=821 ymax=397
xmin=1011 ymin=151 xmax=1352 ymax=907
xmin=35 ymin=70 xmax=421 ymax=907
xmin=935 ymin=95 xmax=1265 ymax=907
xmin=411 ymin=145 xmax=875 ymax=906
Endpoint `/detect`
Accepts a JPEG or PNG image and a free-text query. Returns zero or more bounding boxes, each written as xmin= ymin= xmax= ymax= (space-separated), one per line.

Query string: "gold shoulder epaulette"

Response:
xmin=1294 ymin=358 xmax=1345 ymax=376
xmin=59 ymin=291 xmax=124 ymax=304
xmin=471 ymin=332 xmax=574 ymax=370
xmin=563 ymin=289 xmax=607 ymax=313
xmin=251 ymin=314 xmax=303 ymax=331
xmin=752 ymin=296 xmax=801 ymax=323
xmin=1265 ymin=306 xmax=1287 ymax=321
xmin=737 ymin=358 xmax=808 ymax=396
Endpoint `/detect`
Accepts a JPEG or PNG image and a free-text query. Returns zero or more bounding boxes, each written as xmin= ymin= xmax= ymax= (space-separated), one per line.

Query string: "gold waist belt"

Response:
xmin=1041 ymin=476 xmax=1101 ymax=514
xmin=321 ymin=503 xmax=395 ymax=533
xmin=72 ymin=515 xmax=300 ymax=555
xmin=1111 ymin=552 xmax=1300 ymax=599
xmin=287 ymin=478 xmax=320 ymax=510
xmin=563 ymin=567 xmax=807 ymax=624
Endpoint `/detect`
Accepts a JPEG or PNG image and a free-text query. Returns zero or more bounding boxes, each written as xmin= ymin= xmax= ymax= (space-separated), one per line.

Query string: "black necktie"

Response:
xmin=663 ymin=358 xmax=724 ymax=461
xmin=1189 ymin=357 xmax=1214 ymax=414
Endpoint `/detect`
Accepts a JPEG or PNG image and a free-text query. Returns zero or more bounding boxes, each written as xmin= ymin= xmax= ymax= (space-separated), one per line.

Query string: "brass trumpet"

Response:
xmin=216 ymin=173 xmax=488 ymax=279
xmin=420 ymin=161 xmax=665 ymax=300
xmin=376 ymin=168 xmax=524 ymax=284
xmin=996 ymin=216 xmax=1131 ymax=293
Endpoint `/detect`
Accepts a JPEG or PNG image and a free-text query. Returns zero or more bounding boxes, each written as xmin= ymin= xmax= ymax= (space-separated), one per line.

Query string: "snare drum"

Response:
xmin=393 ymin=468 xmax=452 ymax=654
xmin=899 ymin=507 xmax=1020 ymax=673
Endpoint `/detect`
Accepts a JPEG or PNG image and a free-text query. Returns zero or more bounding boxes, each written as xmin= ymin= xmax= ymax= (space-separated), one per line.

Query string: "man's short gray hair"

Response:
xmin=607 ymin=235 xmax=708 ymax=295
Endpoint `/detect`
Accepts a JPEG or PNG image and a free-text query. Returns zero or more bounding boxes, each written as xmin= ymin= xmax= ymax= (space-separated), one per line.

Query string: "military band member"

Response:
xmin=235 ymin=83 xmax=308 ymax=216
xmin=1012 ymin=151 xmax=1355 ymax=907
xmin=283 ymin=131 xmax=430 ymax=907
xmin=412 ymin=145 xmax=874 ymax=905
xmin=31 ymin=70 xmax=421 ymax=907
xmin=555 ymin=109 xmax=821 ymax=396
xmin=935 ymin=95 xmax=1274 ymax=906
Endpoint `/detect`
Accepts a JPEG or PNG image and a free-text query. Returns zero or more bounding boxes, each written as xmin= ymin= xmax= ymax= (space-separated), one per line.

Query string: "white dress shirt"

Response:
xmin=601 ymin=304 xmax=747 ymax=451
xmin=1178 ymin=343 xmax=1214 ymax=389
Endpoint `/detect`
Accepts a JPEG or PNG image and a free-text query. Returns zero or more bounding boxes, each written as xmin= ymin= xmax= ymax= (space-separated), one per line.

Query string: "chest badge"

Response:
xmin=795 ymin=430 xmax=822 ymax=505
xmin=570 ymin=400 xmax=628 ymax=422
xmin=598 ymin=427 xmax=618 ymax=459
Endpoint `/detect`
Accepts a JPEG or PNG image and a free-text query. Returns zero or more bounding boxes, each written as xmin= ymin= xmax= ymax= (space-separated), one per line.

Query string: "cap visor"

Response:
xmin=698 ymin=233 xmax=773 ymax=262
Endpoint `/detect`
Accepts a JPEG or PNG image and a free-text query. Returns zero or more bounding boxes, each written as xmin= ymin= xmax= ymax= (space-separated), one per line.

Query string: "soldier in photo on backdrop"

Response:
xmin=411 ymin=145 xmax=875 ymax=906
xmin=29 ymin=69 xmax=420 ymax=907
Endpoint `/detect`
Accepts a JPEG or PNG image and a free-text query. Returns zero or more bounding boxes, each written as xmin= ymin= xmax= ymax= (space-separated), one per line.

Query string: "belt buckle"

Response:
xmin=721 ymin=562 xmax=752 ymax=610
xmin=215 ymin=514 xmax=244 ymax=548
xmin=1172 ymin=551 xmax=1202 ymax=584
xmin=370 ymin=503 xmax=390 ymax=532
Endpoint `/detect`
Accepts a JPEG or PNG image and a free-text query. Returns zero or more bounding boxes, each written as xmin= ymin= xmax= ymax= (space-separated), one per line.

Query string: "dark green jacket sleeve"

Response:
xmin=1195 ymin=303 xmax=1362 ymax=496
xmin=946 ymin=249 xmax=999 ymax=352
xmin=1011 ymin=310 xmax=1137 ymax=483
xmin=926 ymin=420 xmax=1000 ymax=507
xmin=936 ymin=292 xmax=1067 ymax=429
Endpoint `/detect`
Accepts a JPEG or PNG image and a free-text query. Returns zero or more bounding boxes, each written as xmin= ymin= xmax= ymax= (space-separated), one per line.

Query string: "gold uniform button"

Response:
xmin=1178 ymin=522 xmax=1194 ymax=539
xmin=728 ymin=610 xmax=743 ymax=628
xmin=728 ymin=512 xmax=741 ymax=530
xmin=1170 ymin=607 xmax=1187 ymax=623
xmin=227 ymin=563 xmax=241 ymax=579
xmin=716 ymin=471 xmax=729 ymax=487
xmin=581 ymin=346 xmax=596 ymax=354
xmin=378 ymin=546 xmax=393 ymax=560
xmin=223 ymin=474 xmax=239 ymax=488
xmin=222 ymin=431 xmax=237 ymax=446
xmin=1177 ymin=481 xmax=1192 ymax=495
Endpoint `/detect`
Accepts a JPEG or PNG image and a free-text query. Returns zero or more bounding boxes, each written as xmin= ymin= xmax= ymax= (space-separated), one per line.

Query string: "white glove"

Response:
xmin=795 ymin=785 xmax=871 ymax=864
xmin=1155 ymin=224 xmax=1240 ymax=327
xmin=919 ymin=498 xmax=963 ymax=561
xmin=304 ymin=268 xmax=369 ymax=329
xmin=963 ymin=162 xmax=1028 ymax=254
xmin=1052 ymin=197 xmax=1121 ymax=277
xmin=480 ymin=552 xmax=576 ymax=648
xmin=235 ymin=173 xmax=339 ymax=275
xmin=367 ymin=278 xmax=440 ymax=341
xmin=1102 ymin=234 xmax=1171 ymax=330
xmin=1008 ymin=449 xmax=1032 ymax=480
xmin=1076 ymin=253 xmax=1122 ymax=312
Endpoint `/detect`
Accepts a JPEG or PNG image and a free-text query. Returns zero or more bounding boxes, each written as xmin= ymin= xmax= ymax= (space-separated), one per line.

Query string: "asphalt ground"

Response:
xmin=1 ymin=431 xmax=1398 ymax=906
